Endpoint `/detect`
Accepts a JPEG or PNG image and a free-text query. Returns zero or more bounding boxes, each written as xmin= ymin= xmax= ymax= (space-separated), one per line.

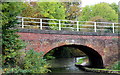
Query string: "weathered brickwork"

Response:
xmin=17 ymin=29 xmax=120 ymax=68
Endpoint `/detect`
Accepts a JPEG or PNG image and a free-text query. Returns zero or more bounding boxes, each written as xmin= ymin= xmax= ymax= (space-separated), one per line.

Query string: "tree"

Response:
xmin=89 ymin=16 xmax=107 ymax=22
xmin=1 ymin=2 xmax=51 ymax=73
xmin=109 ymin=3 xmax=118 ymax=14
xmin=119 ymin=1 xmax=120 ymax=22
xmin=78 ymin=3 xmax=118 ymax=22
xmin=21 ymin=2 xmax=36 ymax=17
xmin=36 ymin=2 xmax=66 ymax=19
xmin=1 ymin=2 xmax=25 ymax=66
xmin=92 ymin=3 xmax=118 ymax=22
xmin=62 ymin=1 xmax=82 ymax=20
xmin=22 ymin=2 xmax=66 ymax=19
xmin=21 ymin=2 xmax=66 ymax=30
xmin=78 ymin=5 xmax=92 ymax=21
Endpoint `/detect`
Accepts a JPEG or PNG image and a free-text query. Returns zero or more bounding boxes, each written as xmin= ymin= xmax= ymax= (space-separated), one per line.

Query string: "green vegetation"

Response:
xmin=75 ymin=58 xmax=84 ymax=65
xmin=21 ymin=2 xmax=66 ymax=30
xmin=1 ymin=2 xmax=25 ymax=66
xmin=24 ymin=50 xmax=51 ymax=73
xmin=111 ymin=61 xmax=120 ymax=70
xmin=44 ymin=47 xmax=86 ymax=59
xmin=1 ymin=2 xmax=51 ymax=74
xmin=62 ymin=1 xmax=81 ymax=20
xmin=1 ymin=1 xmax=119 ymax=73
xmin=109 ymin=3 xmax=118 ymax=14
xmin=22 ymin=2 xmax=66 ymax=19
xmin=78 ymin=3 xmax=118 ymax=22
xmin=3 ymin=50 xmax=51 ymax=73
xmin=75 ymin=57 xmax=88 ymax=65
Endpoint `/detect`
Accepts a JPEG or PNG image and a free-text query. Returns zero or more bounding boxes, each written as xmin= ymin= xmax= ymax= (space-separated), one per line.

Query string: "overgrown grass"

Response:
xmin=111 ymin=61 xmax=120 ymax=70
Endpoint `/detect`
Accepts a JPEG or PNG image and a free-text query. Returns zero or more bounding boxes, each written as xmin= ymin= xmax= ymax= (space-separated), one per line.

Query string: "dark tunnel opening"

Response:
xmin=63 ymin=45 xmax=104 ymax=68
xmin=44 ymin=44 xmax=104 ymax=69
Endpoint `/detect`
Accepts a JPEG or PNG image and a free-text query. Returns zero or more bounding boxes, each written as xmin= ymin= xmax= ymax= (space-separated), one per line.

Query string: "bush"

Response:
xmin=3 ymin=66 xmax=30 ymax=73
xmin=3 ymin=50 xmax=51 ymax=74
xmin=111 ymin=61 xmax=120 ymax=70
xmin=2 ymin=2 xmax=26 ymax=66
xmin=23 ymin=50 xmax=51 ymax=73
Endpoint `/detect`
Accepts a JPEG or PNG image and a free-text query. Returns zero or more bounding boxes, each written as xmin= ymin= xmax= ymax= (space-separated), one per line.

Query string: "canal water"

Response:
xmin=48 ymin=57 xmax=87 ymax=73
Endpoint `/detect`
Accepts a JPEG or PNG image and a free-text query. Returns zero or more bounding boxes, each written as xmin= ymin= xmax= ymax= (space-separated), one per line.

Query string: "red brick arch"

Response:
xmin=45 ymin=44 xmax=104 ymax=68
xmin=17 ymin=29 xmax=119 ymax=68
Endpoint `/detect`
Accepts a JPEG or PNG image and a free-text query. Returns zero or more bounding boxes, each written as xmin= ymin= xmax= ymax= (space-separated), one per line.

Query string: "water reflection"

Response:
xmin=48 ymin=57 xmax=87 ymax=73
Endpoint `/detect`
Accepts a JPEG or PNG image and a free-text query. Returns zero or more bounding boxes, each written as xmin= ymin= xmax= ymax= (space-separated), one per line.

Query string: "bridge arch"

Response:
xmin=44 ymin=44 xmax=104 ymax=68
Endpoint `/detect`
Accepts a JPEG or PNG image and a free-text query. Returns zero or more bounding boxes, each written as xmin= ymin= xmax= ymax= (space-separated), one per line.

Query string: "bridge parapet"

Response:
xmin=18 ymin=28 xmax=120 ymax=36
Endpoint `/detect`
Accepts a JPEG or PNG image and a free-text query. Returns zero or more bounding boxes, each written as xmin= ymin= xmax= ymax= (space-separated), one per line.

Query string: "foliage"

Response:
xmin=22 ymin=2 xmax=66 ymax=19
xmin=0 ymin=54 xmax=2 ymax=69
xmin=3 ymin=66 xmax=30 ymax=73
xmin=79 ymin=3 xmax=118 ymax=22
xmin=21 ymin=2 xmax=36 ymax=17
xmin=1 ymin=2 xmax=29 ymax=74
xmin=1 ymin=2 xmax=25 ymax=28
xmin=75 ymin=58 xmax=84 ymax=65
xmin=1 ymin=2 xmax=26 ymax=66
xmin=44 ymin=50 xmax=55 ymax=60
xmin=118 ymin=1 xmax=120 ymax=23
xmin=3 ymin=50 xmax=51 ymax=73
xmin=78 ymin=5 xmax=93 ymax=21
xmin=75 ymin=57 xmax=88 ymax=65
xmin=45 ymin=46 xmax=86 ymax=59
xmin=62 ymin=0 xmax=82 ymax=20
xmin=89 ymin=16 xmax=107 ymax=22
xmin=23 ymin=50 xmax=51 ymax=73
xmin=111 ymin=61 xmax=120 ymax=70
xmin=37 ymin=2 xmax=66 ymax=19
xmin=109 ymin=3 xmax=118 ymax=14
xmin=92 ymin=3 xmax=118 ymax=22
xmin=21 ymin=2 xmax=66 ymax=30
xmin=37 ymin=2 xmax=66 ymax=30
xmin=52 ymin=47 xmax=74 ymax=58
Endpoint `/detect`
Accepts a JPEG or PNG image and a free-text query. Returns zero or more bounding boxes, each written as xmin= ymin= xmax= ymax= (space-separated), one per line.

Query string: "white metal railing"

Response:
xmin=17 ymin=16 xmax=120 ymax=33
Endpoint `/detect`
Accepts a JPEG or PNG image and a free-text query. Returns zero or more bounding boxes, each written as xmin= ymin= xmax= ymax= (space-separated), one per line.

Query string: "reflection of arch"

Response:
xmin=45 ymin=44 xmax=104 ymax=68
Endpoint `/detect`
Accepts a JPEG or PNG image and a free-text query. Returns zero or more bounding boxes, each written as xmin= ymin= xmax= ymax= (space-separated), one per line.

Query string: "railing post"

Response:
xmin=112 ymin=23 xmax=115 ymax=33
xmin=22 ymin=17 xmax=24 ymax=28
xmin=40 ymin=19 xmax=42 ymax=30
xmin=94 ymin=22 xmax=97 ymax=32
xmin=77 ymin=21 xmax=79 ymax=31
xmin=59 ymin=20 xmax=61 ymax=30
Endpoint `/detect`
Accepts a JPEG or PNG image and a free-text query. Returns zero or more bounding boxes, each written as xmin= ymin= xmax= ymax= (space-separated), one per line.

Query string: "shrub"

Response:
xmin=3 ymin=50 xmax=51 ymax=74
xmin=2 ymin=2 xmax=26 ymax=66
xmin=23 ymin=50 xmax=51 ymax=73
xmin=111 ymin=61 xmax=120 ymax=70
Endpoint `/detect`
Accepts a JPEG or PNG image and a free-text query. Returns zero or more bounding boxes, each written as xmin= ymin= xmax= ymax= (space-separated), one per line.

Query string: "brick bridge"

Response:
xmin=18 ymin=29 xmax=119 ymax=68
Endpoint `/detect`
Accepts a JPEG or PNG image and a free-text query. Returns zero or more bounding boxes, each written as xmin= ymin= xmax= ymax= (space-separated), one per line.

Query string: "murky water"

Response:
xmin=48 ymin=57 xmax=86 ymax=73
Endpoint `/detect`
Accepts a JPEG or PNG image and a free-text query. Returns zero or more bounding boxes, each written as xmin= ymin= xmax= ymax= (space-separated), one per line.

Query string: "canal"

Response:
xmin=47 ymin=57 xmax=88 ymax=73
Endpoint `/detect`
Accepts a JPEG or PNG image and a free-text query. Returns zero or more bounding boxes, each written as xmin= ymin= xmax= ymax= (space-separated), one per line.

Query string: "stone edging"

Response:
xmin=83 ymin=67 xmax=120 ymax=74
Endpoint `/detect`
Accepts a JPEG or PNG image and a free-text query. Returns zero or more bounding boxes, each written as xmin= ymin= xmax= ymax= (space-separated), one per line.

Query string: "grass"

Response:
xmin=75 ymin=57 xmax=88 ymax=65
